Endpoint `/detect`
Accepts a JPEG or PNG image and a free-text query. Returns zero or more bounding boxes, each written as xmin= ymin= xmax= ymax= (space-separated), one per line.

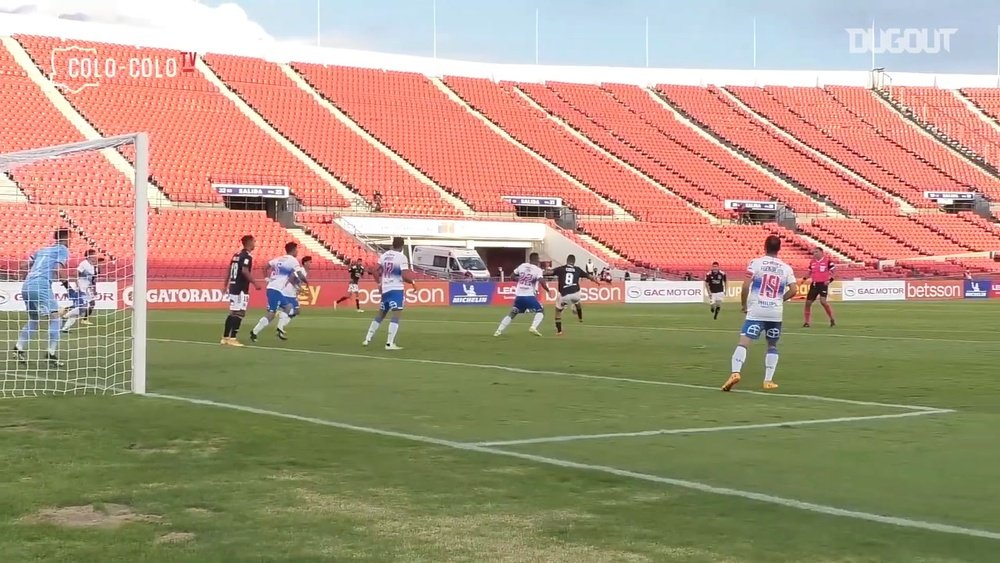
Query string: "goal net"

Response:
xmin=0 ymin=133 xmax=148 ymax=397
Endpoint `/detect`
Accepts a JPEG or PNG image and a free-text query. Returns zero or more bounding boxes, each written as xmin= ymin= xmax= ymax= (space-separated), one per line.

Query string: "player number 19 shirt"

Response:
xmin=745 ymin=256 xmax=796 ymax=322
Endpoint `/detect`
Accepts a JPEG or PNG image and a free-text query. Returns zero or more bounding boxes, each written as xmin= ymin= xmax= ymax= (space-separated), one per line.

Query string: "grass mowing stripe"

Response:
xmin=149 ymin=337 xmax=950 ymax=412
xmin=468 ymin=410 xmax=955 ymax=446
xmin=151 ymin=315 xmax=1000 ymax=345
xmin=145 ymin=392 xmax=1000 ymax=542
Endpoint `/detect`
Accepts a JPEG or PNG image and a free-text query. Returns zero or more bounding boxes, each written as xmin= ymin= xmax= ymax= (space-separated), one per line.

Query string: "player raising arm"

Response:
xmin=722 ymin=235 xmax=798 ymax=392
xmin=803 ymin=247 xmax=836 ymax=328
xmin=704 ymin=262 xmax=727 ymax=320
xmin=12 ymin=229 xmax=71 ymax=367
xmin=250 ymin=242 xmax=301 ymax=343
xmin=335 ymin=259 xmax=366 ymax=313
xmin=363 ymin=237 xmax=416 ymax=350
xmin=549 ymin=254 xmax=597 ymax=336
xmin=494 ymin=252 xmax=548 ymax=337
xmin=222 ymin=235 xmax=260 ymax=346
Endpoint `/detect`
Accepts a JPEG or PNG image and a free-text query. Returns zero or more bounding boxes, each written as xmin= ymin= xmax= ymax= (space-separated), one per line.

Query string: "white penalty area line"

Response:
xmin=145 ymin=392 xmax=1000 ymax=541
xmin=149 ymin=338 xmax=950 ymax=413
xmin=469 ymin=409 xmax=954 ymax=447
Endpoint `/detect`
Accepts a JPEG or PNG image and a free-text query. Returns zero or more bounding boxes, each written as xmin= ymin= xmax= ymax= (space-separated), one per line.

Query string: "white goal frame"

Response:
xmin=0 ymin=132 xmax=148 ymax=394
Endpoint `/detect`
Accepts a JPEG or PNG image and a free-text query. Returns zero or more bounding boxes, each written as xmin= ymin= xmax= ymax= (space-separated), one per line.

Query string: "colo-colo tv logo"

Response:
xmin=846 ymin=28 xmax=957 ymax=55
xmin=49 ymin=46 xmax=197 ymax=94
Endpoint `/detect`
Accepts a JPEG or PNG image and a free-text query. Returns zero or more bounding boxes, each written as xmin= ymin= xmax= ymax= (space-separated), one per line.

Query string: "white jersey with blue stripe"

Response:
xmin=77 ymin=260 xmax=97 ymax=295
xmin=379 ymin=250 xmax=409 ymax=292
xmin=266 ymin=255 xmax=301 ymax=293
xmin=281 ymin=266 xmax=307 ymax=298
xmin=513 ymin=263 xmax=544 ymax=297
xmin=25 ymin=244 xmax=69 ymax=286
xmin=745 ymin=255 xmax=797 ymax=322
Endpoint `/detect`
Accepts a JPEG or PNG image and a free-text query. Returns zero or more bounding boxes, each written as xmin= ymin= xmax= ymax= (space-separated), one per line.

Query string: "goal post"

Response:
xmin=0 ymin=132 xmax=148 ymax=396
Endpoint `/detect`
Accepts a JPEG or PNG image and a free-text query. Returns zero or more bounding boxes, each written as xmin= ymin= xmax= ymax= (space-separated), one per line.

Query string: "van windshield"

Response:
xmin=457 ymin=256 xmax=487 ymax=271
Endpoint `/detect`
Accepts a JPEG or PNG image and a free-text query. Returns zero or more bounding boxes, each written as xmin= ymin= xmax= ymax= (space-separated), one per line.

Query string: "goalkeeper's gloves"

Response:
xmin=60 ymin=280 xmax=70 ymax=290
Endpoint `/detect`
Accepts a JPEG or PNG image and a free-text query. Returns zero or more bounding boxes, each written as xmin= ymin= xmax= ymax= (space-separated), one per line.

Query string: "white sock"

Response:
xmin=252 ymin=316 xmax=269 ymax=335
xmin=276 ymin=311 xmax=291 ymax=331
xmin=530 ymin=312 xmax=544 ymax=330
xmin=764 ymin=348 xmax=779 ymax=382
xmin=365 ymin=320 xmax=380 ymax=342
xmin=62 ymin=308 xmax=81 ymax=331
xmin=387 ymin=320 xmax=399 ymax=345
xmin=731 ymin=345 xmax=747 ymax=374
xmin=496 ymin=316 xmax=513 ymax=334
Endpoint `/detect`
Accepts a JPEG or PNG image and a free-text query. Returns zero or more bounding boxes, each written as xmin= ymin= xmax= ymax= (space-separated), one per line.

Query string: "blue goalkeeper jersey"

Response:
xmin=24 ymin=244 xmax=69 ymax=287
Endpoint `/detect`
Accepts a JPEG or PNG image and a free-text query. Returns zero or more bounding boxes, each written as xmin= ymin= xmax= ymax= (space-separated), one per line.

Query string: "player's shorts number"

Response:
xmin=228 ymin=292 xmax=249 ymax=312
xmin=348 ymin=283 xmax=360 ymax=294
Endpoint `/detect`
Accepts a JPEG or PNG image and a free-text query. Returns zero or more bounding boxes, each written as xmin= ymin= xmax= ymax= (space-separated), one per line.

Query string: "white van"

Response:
xmin=412 ymin=246 xmax=490 ymax=280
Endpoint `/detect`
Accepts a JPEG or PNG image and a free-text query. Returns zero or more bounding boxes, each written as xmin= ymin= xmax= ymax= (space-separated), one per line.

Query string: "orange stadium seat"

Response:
xmin=204 ymin=54 xmax=460 ymax=216
xmin=7 ymin=34 xmax=1000 ymax=278
xmin=290 ymin=64 xmax=615 ymax=216
xmin=15 ymin=35 xmax=348 ymax=208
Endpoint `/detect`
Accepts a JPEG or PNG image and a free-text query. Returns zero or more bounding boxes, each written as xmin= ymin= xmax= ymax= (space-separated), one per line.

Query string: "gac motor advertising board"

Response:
xmin=0 ymin=281 xmax=117 ymax=311
xmin=625 ymin=280 xmax=843 ymax=304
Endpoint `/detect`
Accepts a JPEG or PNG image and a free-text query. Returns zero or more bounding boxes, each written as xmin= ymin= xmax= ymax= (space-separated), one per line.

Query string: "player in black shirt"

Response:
xmin=704 ymin=262 xmax=727 ymax=320
xmin=222 ymin=235 xmax=260 ymax=346
xmin=549 ymin=254 xmax=597 ymax=335
xmin=336 ymin=259 xmax=366 ymax=312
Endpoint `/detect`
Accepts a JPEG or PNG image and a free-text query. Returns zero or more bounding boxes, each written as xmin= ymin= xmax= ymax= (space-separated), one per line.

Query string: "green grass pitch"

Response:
xmin=1 ymin=301 xmax=999 ymax=562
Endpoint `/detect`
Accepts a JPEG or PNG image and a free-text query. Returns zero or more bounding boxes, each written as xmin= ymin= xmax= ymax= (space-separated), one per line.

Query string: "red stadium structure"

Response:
xmin=4 ymin=31 xmax=1000 ymax=282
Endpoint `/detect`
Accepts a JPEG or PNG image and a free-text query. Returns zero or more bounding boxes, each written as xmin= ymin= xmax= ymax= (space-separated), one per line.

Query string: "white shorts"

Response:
xmin=347 ymin=283 xmax=360 ymax=294
xmin=228 ymin=292 xmax=249 ymax=312
xmin=556 ymin=292 xmax=582 ymax=310
xmin=710 ymin=292 xmax=724 ymax=305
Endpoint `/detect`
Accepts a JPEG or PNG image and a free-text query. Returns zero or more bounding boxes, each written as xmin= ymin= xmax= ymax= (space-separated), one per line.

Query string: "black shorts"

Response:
xmin=807 ymin=282 xmax=829 ymax=301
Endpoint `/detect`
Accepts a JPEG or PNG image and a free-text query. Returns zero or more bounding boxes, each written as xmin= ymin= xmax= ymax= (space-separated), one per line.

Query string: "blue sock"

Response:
xmin=48 ymin=318 xmax=62 ymax=355
xmin=16 ymin=319 xmax=39 ymax=350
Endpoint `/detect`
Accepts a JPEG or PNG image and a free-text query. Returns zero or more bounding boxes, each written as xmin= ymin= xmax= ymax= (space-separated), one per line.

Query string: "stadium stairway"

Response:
xmin=2 ymin=36 xmax=171 ymax=208
xmin=0 ymin=174 xmax=28 ymax=203
xmin=194 ymin=56 xmax=364 ymax=212
xmin=285 ymin=226 xmax=344 ymax=265
xmin=430 ymin=77 xmax=632 ymax=220
xmin=275 ymin=63 xmax=473 ymax=216
xmin=713 ymin=85 xmax=914 ymax=214
xmin=642 ymin=86 xmax=842 ymax=217
xmin=507 ymin=84 xmax=718 ymax=224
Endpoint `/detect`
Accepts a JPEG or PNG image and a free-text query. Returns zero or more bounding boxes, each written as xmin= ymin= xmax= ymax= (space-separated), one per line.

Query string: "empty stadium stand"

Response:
xmin=728 ymin=86 xmax=1000 ymax=206
xmin=442 ymin=77 xmax=705 ymax=222
xmin=7 ymin=33 xmax=1000 ymax=280
xmin=889 ymin=87 xmax=1000 ymax=169
xmin=290 ymin=64 xmax=615 ymax=216
xmin=204 ymin=55 xmax=460 ymax=216
xmin=517 ymin=81 xmax=825 ymax=216
xmin=16 ymin=35 xmax=346 ymax=208
xmin=657 ymin=85 xmax=899 ymax=216
xmin=0 ymin=44 xmax=133 ymax=206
